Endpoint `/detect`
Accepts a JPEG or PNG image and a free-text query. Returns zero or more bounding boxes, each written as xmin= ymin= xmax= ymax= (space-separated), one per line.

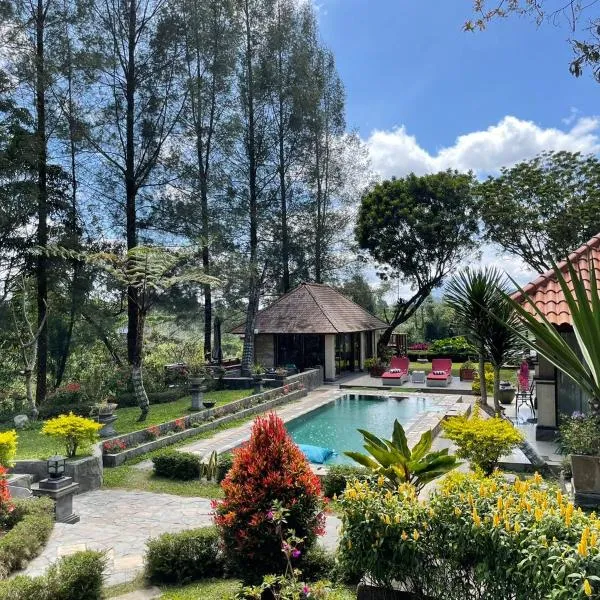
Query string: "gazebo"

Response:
xmin=231 ymin=282 xmax=388 ymax=381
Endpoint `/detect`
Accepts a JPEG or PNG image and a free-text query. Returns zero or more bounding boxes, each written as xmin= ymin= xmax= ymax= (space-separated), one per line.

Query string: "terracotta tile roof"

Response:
xmin=231 ymin=282 xmax=389 ymax=335
xmin=512 ymin=233 xmax=600 ymax=327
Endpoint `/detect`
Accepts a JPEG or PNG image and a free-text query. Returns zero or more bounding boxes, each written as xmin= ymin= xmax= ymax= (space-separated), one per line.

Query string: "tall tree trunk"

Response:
xmin=314 ymin=137 xmax=322 ymax=284
xmin=492 ymin=364 xmax=501 ymax=414
xmin=55 ymin=9 xmax=80 ymax=390
xmin=279 ymin=115 xmax=289 ymax=292
xmin=198 ymin=125 xmax=211 ymax=359
xmin=478 ymin=352 xmax=488 ymax=406
xmin=125 ymin=0 xmax=139 ymax=368
xmin=241 ymin=0 xmax=259 ymax=377
xmin=133 ymin=309 xmax=149 ymax=420
xmin=35 ymin=0 xmax=48 ymax=407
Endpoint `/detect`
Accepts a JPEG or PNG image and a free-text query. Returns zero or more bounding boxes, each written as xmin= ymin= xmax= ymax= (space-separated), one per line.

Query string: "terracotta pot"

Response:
xmin=459 ymin=368 xmax=475 ymax=382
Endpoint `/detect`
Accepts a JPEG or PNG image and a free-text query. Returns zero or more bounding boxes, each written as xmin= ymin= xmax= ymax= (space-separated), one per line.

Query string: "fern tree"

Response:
xmin=42 ymin=246 xmax=218 ymax=420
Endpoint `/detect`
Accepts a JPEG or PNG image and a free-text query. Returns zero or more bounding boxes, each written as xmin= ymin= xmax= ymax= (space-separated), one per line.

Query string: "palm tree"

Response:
xmin=445 ymin=268 xmax=505 ymax=407
xmin=506 ymin=255 xmax=600 ymax=416
xmin=485 ymin=293 xmax=525 ymax=413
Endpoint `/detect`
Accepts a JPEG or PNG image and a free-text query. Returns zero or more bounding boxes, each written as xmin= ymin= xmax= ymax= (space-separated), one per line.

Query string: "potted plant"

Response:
xmin=498 ymin=380 xmax=516 ymax=404
xmin=187 ymin=361 xmax=207 ymax=386
xmin=274 ymin=367 xmax=288 ymax=381
xmin=559 ymin=412 xmax=600 ymax=506
xmin=364 ymin=357 xmax=385 ymax=377
xmin=90 ymin=395 xmax=119 ymax=438
xmin=459 ymin=360 xmax=476 ymax=382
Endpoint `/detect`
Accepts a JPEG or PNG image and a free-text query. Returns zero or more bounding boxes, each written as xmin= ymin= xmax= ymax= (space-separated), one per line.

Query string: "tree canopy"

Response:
xmin=355 ymin=170 xmax=479 ymax=349
xmin=478 ymin=151 xmax=600 ymax=272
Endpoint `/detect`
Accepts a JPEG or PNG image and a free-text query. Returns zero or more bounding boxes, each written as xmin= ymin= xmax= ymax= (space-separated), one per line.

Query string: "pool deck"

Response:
xmin=335 ymin=372 xmax=474 ymax=395
xmin=166 ymin=386 xmax=471 ymax=470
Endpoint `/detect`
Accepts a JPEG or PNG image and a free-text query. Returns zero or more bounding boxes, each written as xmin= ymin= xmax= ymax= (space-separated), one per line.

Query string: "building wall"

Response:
xmin=255 ymin=334 xmax=275 ymax=368
xmin=324 ymin=334 xmax=336 ymax=381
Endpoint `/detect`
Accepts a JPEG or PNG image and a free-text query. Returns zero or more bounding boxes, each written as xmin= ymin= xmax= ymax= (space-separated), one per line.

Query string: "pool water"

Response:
xmin=286 ymin=394 xmax=442 ymax=465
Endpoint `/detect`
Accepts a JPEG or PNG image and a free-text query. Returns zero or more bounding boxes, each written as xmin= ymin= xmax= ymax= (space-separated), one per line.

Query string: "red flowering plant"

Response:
xmin=0 ymin=466 xmax=15 ymax=526
xmin=102 ymin=440 xmax=127 ymax=454
xmin=173 ymin=418 xmax=187 ymax=432
xmin=213 ymin=413 xmax=325 ymax=581
xmin=146 ymin=425 xmax=161 ymax=441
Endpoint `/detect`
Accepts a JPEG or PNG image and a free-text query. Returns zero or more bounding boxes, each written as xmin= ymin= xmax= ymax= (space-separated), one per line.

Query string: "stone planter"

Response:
xmin=252 ymin=374 xmax=264 ymax=394
xmin=202 ymin=401 xmax=216 ymax=408
xmin=499 ymin=387 xmax=516 ymax=404
xmin=459 ymin=368 xmax=475 ymax=382
xmin=571 ymin=454 xmax=600 ymax=507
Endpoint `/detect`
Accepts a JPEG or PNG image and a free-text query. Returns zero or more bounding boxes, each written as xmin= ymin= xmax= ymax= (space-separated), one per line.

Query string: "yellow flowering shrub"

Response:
xmin=472 ymin=363 xmax=494 ymax=396
xmin=42 ymin=413 xmax=102 ymax=458
xmin=339 ymin=472 xmax=600 ymax=599
xmin=0 ymin=430 xmax=17 ymax=467
xmin=442 ymin=406 xmax=524 ymax=474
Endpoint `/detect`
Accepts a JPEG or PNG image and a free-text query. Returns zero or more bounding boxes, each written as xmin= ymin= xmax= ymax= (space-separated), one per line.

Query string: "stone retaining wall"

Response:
xmin=11 ymin=453 xmax=103 ymax=494
xmin=103 ymin=387 xmax=308 ymax=467
xmin=286 ymin=367 xmax=323 ymax=391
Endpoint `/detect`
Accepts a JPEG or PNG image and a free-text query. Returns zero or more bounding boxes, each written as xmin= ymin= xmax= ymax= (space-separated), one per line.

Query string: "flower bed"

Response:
xmin=102 ymin=381 xmax=308 ymax=467
xmin=340 ymin=471 xmax=600 ymax=599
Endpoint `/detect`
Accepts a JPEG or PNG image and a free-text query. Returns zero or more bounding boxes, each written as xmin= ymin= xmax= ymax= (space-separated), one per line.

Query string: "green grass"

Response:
xmin=6 ymin=389 xmax=252 ymax=460
xmin=159 ymin=579 xmax=242 ymax=599
xmin=113 ymin=389 xmax=252 ymax=435
xmin=103 ymin=466 xmax=224 ymax=497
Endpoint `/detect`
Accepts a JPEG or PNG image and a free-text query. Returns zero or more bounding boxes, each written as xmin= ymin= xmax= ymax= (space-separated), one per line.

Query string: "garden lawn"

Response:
xmin=6 ymin=389 xmax=252 ymax=460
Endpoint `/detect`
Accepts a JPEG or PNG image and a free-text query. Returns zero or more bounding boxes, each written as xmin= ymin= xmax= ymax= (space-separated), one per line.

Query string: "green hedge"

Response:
xmin=322 ymin=465 xmax=370 ymax=498
xmin=152 ymin=451 xmax=201 ymax=480
xmin=0 ymin=550 xmax=105 ymax=599
xmin=0 ymin=497 xmax=55 ymax=579
xmin=406 ymin=350 xmax=472 ymax=362
xmin=145 ymin=526 xmax=223 ymax=584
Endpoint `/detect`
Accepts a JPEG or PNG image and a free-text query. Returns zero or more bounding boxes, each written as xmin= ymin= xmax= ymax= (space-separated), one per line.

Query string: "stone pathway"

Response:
xmin=21 ymin=489 xmax=341 ymax=587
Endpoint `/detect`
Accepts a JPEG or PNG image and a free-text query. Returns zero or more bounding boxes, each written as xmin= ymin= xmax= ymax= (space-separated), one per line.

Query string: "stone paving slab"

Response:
xmin=19 ymin=489 xmax=341 ymax=587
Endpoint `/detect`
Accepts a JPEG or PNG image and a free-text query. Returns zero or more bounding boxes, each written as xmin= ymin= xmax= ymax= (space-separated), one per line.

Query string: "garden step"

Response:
xmin=112 ymin=587 xmax=161 ymax=600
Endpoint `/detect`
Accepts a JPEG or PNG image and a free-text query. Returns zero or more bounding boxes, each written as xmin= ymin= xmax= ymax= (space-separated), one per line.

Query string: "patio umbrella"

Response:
xmin=212 ymin=316 xmax=223 ymax=364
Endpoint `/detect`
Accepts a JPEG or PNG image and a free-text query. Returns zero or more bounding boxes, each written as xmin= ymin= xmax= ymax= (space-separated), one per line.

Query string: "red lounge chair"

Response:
xmin=426 ymin=358 xmax=453 ymax=388
xmin=381 ymin=356 xmax=409 ymax=385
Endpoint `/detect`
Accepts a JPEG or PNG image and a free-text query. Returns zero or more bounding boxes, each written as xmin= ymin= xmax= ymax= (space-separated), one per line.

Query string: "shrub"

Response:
xmin=558 ymin=412 xmax=600 ymax=456
xmin=429 ymin=336 xmax=475 ymax=354
xmin=152 ymin=450 xmax=201 ymax=480
xmin=234 ymin=576 xmax=346 ymax=599
xmin=0 ymin=497 xmax=55 ymax=578
xmin=0 ymin=550 xmax=105 ymax=599
xmin=339 ymin=472 xmax=600 ymax=599
xmin=145 ymin=526 xmax=222 ymax=585
xmin=322 ymin=464 xmax=370 ymax=498
xmin=216 ymin=452 xmax=233 ymax=483
xmin=45 ymin=550 xmax=106 ymax=600
xmin=0 ymin=430 xmax=18 ymax=467
xmin=214 ymin=413 xmax=325 ymax=580
xmin=116 ymin=389 xmax=186 ymax=407
xmin=472 ymin=363 xmax=494 ymax=396
xmin=0 ymin=466 xmax=15 ymax=524
xmin=298 ymin=545 xmax=337 ymax=582
xmin=41 ymin=412 xmax=102 ymax=458
xmin=442 ymin=407 xmax=523 ymax=474
xmin=173 ymin=417 xmax=187 ymax=432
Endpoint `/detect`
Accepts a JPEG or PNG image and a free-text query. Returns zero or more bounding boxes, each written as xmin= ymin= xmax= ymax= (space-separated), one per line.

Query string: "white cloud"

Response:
xmin=364 ymin=114 xmax=600 ymax=299
xmin=366 ymin=115 xmax=600 ymax=179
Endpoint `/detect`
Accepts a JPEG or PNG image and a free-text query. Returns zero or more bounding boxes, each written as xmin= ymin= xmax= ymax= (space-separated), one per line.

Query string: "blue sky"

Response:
xmin=317 ymin=0 xmax=598 ymax=150
xmin=316 ymin=1 xmax=600 ymax=288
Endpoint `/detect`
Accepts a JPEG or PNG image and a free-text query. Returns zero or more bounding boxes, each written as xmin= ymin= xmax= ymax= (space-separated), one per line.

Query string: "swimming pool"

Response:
xmin=286 ymin=393 xmax=443 ymax=465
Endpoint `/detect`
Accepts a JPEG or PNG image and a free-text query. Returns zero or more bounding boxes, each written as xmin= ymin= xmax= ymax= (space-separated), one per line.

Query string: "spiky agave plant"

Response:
xmin=345 ymin=420 xmax=461 ymax=493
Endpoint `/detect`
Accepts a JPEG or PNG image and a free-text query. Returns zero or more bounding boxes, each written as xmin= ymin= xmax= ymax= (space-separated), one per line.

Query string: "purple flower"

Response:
xmin=302 ymin=585 xmax=310 ymax=597
xmin=266 ymin=510 xmax=274 ymax=520
xmin=292 ymin=548 xmax=301 ymax=559
xmin=572 ymin=411 xmax=585 ymax=420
